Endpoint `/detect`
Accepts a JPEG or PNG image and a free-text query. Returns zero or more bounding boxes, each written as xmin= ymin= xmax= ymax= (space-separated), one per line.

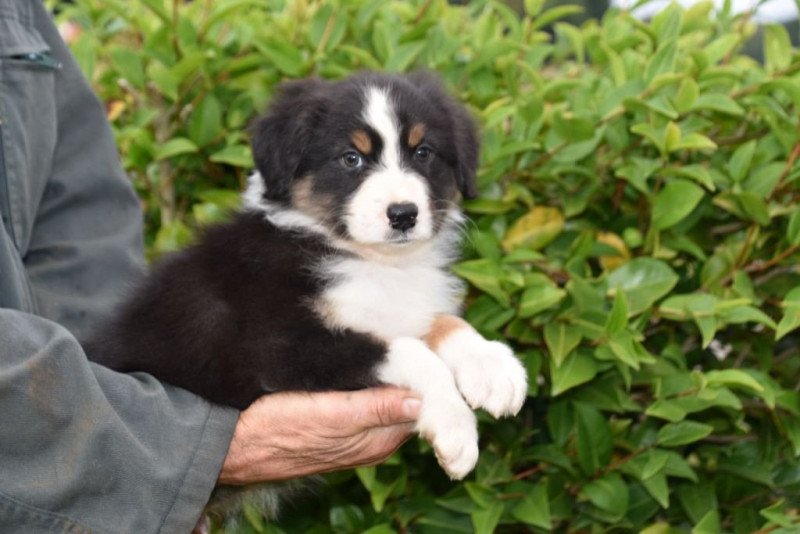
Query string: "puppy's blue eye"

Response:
xmin=414 ymin=145 xmax=433 ymax=162
xmin=341 ymin=151 xmax=364 ymax=169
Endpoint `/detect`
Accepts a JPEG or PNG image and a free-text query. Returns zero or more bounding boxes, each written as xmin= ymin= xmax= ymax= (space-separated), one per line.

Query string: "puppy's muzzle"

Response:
xmin=387 ymin=202 xmax=418 ymax=232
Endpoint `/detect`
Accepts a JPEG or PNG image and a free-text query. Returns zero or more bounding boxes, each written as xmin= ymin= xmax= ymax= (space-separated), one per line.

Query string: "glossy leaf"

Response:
xmin=607 ymin=258 xmax=679 ymax=315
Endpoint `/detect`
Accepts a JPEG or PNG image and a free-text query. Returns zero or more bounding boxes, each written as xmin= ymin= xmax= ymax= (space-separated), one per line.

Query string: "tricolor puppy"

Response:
xmin=87 ymin=71 xmax=527 ymax=503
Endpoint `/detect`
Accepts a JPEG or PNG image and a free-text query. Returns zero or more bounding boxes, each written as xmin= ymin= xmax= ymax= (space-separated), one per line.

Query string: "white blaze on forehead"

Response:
xmin=362 ymin=86 xmax=401 ymax=169
xmin=345 ymin=84 xmax=433 ymax=244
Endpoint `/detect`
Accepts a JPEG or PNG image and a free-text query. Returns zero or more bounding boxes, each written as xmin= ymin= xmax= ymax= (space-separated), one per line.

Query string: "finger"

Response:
xmin=349 ymin=387 xmax=422 ymax=430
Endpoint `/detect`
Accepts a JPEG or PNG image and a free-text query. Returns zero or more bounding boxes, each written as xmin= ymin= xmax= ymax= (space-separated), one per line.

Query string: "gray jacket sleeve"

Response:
xmin=0 ymin=2 xmax=239 ymax=532
xmin=0 ymin=311 xmax=238 ymax=534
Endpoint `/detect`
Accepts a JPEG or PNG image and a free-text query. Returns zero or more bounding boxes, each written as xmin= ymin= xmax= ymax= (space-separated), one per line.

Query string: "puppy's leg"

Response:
xmin=423 ymin=315 xmax=528 ymax=418
xmin=377 ymin=338 xmax=478 ymax=480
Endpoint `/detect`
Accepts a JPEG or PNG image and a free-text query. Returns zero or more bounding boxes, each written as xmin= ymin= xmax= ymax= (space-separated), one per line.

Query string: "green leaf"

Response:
xmin=652 ymin=3 xmax=682 ymax=43
xmin=209 ymin=144 xmax=253 ymax=168
xmin=606 ymin=258 xmax=679 ymax=315
xmin=544 ymin=322 xmax=581 ymax=368
xmin=470 ymin=502 xmax=503 ymax=534
xmin=760 ymin=499 xmax=796 ymax=528
xmin=663 ymin=121 xmax=681 ymax=153
xmin=597 ymin=331 xmax=641 ymax=370
xmin=140 ymin=0 xmax=169 ymax=21
xmin=188 ymin=94 xmax=223 ymax=147
xmin=512 ymin=484 xmax=551 ymax=529
xmin=502 ymin=206 xmax=565 ymax=251
xmin=453 ymin=259 xmax=510 ymax=306
xmin=647 ymin=399 xmax=688 ymax=423
xmin=146 ymin=63 xmax=179 ymax=101
xmin=718 ymin=304 xmax=777 ymax=329
xmin=581 ymin=473 xmax=629 ymax=520
xmin=776 ymin=303 xmax=800 ymax=341
xmin=692 ymin=509 xmax=721 ymax=534
xmin=743 ymin=162 xmax=784 ymax=198
xmin=736 ymin=192 xmax=771 ymax=226
xmin=642 ymin=470 xmax=670 ymax=508
xmin=677 ymin=482 xmax=717 ymax=524
xmin=659 ymin=293 xmax=718 ymax=347
xmin=673 ymin=133 xmax=717 ymax=152
xmin=309 ymin=4 xmax=347 ymax=52
xmin=669 ymin=164 xmax=715 ymax=191
xmin=109 ymin=47 xmax=145 ymax=89
xmin=705 ymin=369 xmax=765 ymax=394
xmin=385 ymin=42 xmax=425 ymax=72
xmin=691 ymin=93 xmax=745 ymax=116
xmin=673 ymin=78 xmax=699 ymax=113
xmin=355 ymin=466 xmax=397 ymax=512
xmin=726 ymin=140 xmax=757 ymax=183
xmin=519 ymin=283 xmax=567 ymax=318
xmin=783 ymin=416 xmax=800 ymax=457
xmin=154 ymin=220 xmax=192 ymax=254
xmin=616 ymin=157 xmax=661 ymax=194
xmin=255 ymin=39 xmax=306 ymax=77
xmin=551 ymin=349 xmax=598 ymax=396
xmin=652 ymin=179 xmax=705 ymax=230
xmin=631 ymin=123 xmax=666 ymax=155
xmin=764 ymin=24 xmax=792 ymax=73
xmin=530 ymin=5 xmax=584 ymax=32
xmin=242 ymin=501 xmax=267 ymax=532
xmin=657 ymin=421 xmax=713 ymax=447
xmin=154 ymin=137 xmax=198 ymax=160
xmin=575 ymin=401 xmax=613 ymax=475
xmin=524 ymin=0 xmax=545 ymax=16
xmin=787 ymin=209 xmax=800 ymax=246
xmin=645 ymin=39 xmax=677 ymax=82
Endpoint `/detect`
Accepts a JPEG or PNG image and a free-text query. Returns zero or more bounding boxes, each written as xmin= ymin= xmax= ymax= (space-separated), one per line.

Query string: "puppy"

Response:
xmin=86 ymin=71 xmax=527 ymax=514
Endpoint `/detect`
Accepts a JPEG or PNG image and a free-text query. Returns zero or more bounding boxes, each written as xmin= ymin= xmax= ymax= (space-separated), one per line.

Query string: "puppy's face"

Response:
xmin=249 ymin=72 xmax=479 ymax=247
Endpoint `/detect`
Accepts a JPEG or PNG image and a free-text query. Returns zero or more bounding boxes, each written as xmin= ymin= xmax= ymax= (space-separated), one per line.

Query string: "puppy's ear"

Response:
xmin=410 ymin=71 xmax=480 ymax=199
xmin=249 ymin=79 xmax=327 ymax=201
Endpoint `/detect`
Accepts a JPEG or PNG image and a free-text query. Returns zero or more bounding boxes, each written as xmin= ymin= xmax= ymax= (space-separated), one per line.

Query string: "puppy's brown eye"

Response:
xmin=414 ymin=145 xmax=433 ymax=162
xmin=341 ymin=151 xmax=364 ymax=169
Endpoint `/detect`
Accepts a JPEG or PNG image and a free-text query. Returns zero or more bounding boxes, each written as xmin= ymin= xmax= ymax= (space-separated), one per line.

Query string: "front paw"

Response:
xmin=417 ymin=396 xmax=478 ymax=480
xmin=438 ymin=333 xmax=528 ymax=418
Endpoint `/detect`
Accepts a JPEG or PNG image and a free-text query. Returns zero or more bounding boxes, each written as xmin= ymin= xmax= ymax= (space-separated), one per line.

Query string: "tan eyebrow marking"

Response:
xmin=350 ymin=129 xmax=372 ymax=154
xmin=408 ymin=123 xmax=426 ymax=148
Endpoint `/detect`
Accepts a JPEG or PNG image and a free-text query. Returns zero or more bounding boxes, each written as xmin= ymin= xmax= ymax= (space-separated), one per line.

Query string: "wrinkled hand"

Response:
xmin=218 ymin=387 xmax=421 ymax=485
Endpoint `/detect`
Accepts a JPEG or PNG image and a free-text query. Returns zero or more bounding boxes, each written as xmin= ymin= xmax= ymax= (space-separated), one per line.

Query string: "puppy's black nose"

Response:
xmin=387 ymin=202 xmax=418 ymax=232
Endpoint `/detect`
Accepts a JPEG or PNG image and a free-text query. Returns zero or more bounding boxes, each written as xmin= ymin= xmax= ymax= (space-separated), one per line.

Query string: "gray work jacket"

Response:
xmin=0 ymin=2 xmax=238 ymax=532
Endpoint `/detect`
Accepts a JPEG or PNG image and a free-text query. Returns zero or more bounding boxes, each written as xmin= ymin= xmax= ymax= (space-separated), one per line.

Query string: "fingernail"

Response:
xmin=402 ymin=398 xmax=422 ymax=419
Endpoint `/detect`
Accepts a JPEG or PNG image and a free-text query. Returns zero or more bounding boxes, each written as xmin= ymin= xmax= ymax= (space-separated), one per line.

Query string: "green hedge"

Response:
xmin=57 ymin=0 xmax=800 ymax=532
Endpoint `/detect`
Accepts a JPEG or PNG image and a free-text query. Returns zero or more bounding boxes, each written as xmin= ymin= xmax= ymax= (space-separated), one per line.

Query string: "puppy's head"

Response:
xmin=248 ymin=72 xmax=479 ymax=247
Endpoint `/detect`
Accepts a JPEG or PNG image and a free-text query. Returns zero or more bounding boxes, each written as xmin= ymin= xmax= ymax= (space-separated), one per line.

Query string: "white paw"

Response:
xmin=377 ymin=337 xmax=479 ymax=479
xmin=438 ymin=332 xmax=528 ymax=418
xmin=417 ymin=395 xmax=479 ymax=480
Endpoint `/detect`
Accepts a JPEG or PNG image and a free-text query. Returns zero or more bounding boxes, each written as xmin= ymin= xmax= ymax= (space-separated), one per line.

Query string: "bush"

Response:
xmin=57 ymin=0 xmax=800 ymax=531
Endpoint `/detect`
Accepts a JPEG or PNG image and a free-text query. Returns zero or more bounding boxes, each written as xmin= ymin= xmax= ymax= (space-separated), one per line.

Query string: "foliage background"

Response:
xmin=54 ymin=0 xmax=800 ymax=532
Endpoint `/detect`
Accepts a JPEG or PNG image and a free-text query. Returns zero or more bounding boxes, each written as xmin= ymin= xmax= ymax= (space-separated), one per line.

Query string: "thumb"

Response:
xmin=354 ymin=387 xmax=421 ymax=429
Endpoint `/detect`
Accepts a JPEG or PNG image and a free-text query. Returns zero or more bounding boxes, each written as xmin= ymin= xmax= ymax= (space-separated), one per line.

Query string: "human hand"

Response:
xmin=218 ymin=387 xmax=421 ymax=485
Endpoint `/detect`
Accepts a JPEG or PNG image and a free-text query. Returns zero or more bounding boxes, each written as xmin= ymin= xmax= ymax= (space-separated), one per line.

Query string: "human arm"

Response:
xmin=0 ymin=309 xmax=239 ymax=533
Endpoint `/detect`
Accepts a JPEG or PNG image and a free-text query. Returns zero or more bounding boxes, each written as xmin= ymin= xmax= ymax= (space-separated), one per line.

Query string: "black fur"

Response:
xmin=85 ymin=213 xmax=386 ymax=409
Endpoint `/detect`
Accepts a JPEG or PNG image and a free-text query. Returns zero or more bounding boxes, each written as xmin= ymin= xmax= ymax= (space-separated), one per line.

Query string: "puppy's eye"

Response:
xmin=414 ymin=145 xmax=433 ymax=162
xmin=341 ymin=151 xmax=364 ymax=169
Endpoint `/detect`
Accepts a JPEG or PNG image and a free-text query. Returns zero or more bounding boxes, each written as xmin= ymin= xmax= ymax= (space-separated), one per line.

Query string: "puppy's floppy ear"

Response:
xmin=249 ymin=79 xmax=327 ymax=201
xmin=410 ymin=71 xmax=480 ymax=200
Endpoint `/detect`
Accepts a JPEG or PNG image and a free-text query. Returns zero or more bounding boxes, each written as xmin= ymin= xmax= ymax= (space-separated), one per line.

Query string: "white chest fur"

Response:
xmin=319 ymin=254 xmax=462 ymax=341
